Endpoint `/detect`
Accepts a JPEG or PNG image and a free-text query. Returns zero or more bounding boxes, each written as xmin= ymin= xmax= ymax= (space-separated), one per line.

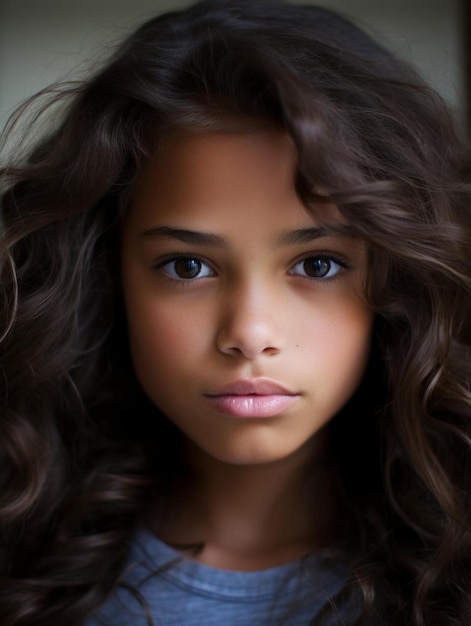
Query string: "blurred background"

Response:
xmin=0 ymin=0 xmax=468 ymax=134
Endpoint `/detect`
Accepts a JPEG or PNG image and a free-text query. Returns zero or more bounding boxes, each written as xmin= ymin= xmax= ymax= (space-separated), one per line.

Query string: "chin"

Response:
xmin=198 ymin=437 xmax=305 ymax=467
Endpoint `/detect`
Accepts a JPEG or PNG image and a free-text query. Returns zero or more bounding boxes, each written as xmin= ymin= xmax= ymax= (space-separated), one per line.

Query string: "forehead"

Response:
xmin=127 ymin=129 xmax=345 ymax=231
xmin=133 ymin=129 xmax=295 ymax=196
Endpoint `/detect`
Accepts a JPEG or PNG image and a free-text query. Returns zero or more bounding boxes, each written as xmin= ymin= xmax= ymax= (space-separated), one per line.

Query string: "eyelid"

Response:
xmin=291 ymin=250 xmax=350 ymax=267
xmin=288 ymin=252 xmax=351 ymax=280
xmin=154 ymin=254 xmax=216 ymax=281
xmin=152 ymin=250 xmax=352 ymax=283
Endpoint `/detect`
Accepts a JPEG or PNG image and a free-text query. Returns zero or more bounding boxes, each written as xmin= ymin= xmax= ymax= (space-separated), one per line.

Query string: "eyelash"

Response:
xmin=289 ymin=253 xmax=349 ymax=281
xmin=155 ymin=255 xmax=216 ymax=284
xmin=155 ymin=253 xmax=350 ymax=284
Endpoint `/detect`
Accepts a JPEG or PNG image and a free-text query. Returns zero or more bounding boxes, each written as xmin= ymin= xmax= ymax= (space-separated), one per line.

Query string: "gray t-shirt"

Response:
xmin=85 ymin=527 xmax=356 ymax=625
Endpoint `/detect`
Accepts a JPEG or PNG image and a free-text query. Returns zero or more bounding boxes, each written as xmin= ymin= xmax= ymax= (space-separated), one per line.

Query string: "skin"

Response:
xmin=121 ymin=129 xmax=374 ymax=569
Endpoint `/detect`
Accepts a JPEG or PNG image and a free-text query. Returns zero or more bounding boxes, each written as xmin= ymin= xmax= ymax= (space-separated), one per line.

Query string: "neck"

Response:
xmin=147 ymin=429 xmax=338 ymax=570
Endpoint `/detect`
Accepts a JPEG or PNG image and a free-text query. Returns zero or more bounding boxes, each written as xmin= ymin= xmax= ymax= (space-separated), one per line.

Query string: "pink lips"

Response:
xmin=205 ymin=379 xmax=300 ymax=418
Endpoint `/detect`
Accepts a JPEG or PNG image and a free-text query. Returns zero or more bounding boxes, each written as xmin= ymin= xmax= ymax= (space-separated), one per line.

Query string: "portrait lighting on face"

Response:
xmin=121 ymin=129 xmax=373 ymax=467
xmin=0 ymin=1 xmax=470 ymax=625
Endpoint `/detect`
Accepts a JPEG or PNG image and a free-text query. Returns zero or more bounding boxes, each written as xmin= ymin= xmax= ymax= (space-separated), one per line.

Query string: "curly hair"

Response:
xmin=1 ymin=1 xmax=471 ymax=624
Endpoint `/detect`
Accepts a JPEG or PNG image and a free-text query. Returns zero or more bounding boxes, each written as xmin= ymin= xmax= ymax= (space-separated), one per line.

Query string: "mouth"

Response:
xmin=205 ymin=379 xmax=300 ymax=418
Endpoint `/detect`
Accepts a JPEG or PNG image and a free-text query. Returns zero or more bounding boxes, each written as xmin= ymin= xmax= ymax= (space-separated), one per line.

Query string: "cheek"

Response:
xmin=332 ymin=312 xmax=372 ymax=391
xmin=125 ymin=297 xmax=207 ymax=380
xmin=296 ymin=297 xmax=373 ymax=391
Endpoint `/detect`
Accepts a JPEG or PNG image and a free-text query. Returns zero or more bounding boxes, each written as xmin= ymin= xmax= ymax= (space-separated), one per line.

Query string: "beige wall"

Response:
xmin=0 ymin=0 xmax=463 ymax=132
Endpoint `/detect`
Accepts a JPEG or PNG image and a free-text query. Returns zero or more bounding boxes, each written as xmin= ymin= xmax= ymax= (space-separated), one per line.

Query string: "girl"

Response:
xmin=1 ymin=1 xmax=470 ymax=624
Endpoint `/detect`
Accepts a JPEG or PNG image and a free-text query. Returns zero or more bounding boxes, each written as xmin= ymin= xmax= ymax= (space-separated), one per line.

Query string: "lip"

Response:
xmin=205 ymin=379 xmax=300 ymax=418
xmin=207 ymin=378 xmax=296 ymax=396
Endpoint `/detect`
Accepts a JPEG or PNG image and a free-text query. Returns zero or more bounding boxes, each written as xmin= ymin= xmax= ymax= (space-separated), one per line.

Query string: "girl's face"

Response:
xmin=121 ymin=129 xmax=373 ymax=466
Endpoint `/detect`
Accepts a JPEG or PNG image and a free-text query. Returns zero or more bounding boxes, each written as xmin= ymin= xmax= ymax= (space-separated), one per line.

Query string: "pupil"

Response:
xmin=175 ymin=258 xmax=201 ymax=278
xmin=304 ymin=258 xmax=330 ymax=277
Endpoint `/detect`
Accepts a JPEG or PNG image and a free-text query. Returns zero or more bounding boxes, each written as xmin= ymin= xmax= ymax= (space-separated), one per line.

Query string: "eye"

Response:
xmin=289 ymin=255 xmax=345 ymax=279
xmin=159 ymin=256 xmax=214 ymax=281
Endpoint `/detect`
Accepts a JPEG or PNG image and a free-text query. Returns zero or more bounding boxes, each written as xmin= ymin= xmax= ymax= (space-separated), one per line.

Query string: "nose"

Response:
xmin=216 ymin=280 xmax=285 ymax=360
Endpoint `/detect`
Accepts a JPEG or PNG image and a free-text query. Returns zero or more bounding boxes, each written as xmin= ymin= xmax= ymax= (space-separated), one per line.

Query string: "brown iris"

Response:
xmin=173 ymin=258 xmax=202 ymax=279
xmin=302 ymin=257 xmax=331 ymax=278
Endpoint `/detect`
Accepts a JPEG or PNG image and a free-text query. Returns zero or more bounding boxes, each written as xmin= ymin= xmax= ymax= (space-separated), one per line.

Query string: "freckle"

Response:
xmin=296 ymin=344 xmax=299 ymax=348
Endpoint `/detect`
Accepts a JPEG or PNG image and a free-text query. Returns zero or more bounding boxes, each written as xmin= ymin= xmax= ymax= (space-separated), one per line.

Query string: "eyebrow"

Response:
xmin=275 ymin=224 xmax=354 ymax=245
xmin=141 ymin=226 xmax=228 ymax=247
xmin=141 ymin=224 xmax=355 ymax=247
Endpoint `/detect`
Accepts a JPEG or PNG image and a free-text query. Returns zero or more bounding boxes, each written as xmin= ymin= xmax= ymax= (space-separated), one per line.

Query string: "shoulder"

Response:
xmin=85 ymin=527 xmax=363 ymax=626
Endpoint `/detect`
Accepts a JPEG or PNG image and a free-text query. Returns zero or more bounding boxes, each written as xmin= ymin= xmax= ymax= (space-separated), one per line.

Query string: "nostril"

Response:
xmin=263 ymin=347 xmax=279 ymax=356
xmin=216 ymin=311 xmax=284 ymax=359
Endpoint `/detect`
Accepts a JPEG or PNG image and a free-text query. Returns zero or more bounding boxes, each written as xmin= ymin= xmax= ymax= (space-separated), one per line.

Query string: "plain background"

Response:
xmin=0 ymin=0 xmax=465 ymax=133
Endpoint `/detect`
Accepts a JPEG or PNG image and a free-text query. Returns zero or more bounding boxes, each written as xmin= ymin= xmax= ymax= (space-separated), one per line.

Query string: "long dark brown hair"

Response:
xmin=1 ymin=1 xmax=471 ymax=624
